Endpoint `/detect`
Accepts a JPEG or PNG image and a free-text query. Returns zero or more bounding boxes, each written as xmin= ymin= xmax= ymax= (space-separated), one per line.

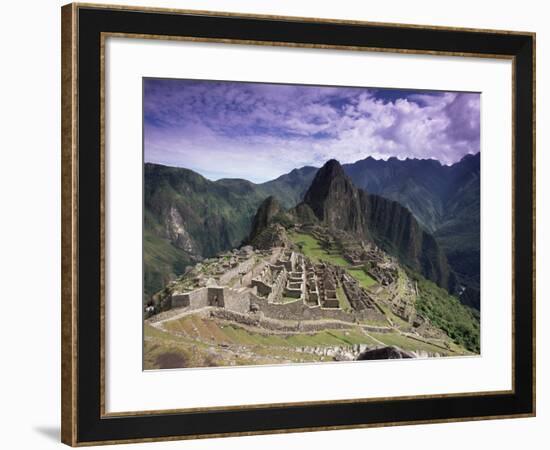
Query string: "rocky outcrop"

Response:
xmin=362 ymin=193 xmax=456 ymax=291
xmin=356 ymin=346 xmax=414 ymax=360
xmin=247 ymin=196 xmax=282 ymax=242
xmin=248 ymin=224 xmax=290 ymax=250
xmin=291 ymin=202 xmax=319 ymax=225
xmin=165 ymin=206 xmax=199 ymax=255
xmin=302 ymin=160 xmax=366 ymax=234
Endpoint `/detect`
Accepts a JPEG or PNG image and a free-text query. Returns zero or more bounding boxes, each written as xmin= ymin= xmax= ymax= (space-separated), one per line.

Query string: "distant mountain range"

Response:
xmin=344 ymin=154 xmax=480 ymax=308
xmin=144 ymin=153 xmax=479 ymax=307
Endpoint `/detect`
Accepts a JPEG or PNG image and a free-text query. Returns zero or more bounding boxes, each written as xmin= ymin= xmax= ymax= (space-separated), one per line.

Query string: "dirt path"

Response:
xmin=361 ymin=331 xmax=386 ymax=346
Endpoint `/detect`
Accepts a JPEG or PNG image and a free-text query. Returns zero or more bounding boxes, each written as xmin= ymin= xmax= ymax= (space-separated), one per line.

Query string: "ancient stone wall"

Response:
xmin=289 ymin=251 xmax=297 ymax=270
xmin=267 ymin=269 xmax=287 ymax=303
xmin=207 ymin=287 xmax=225 ymax=307
xmin=172 ymin=286 xmax=250 ymax=314
xmin=171 ymin=287 xmax=208 ymax=309
xmin=252 ymin=279 xmax=272 ymax=297
xmin=268 ymin=247 xmax=284 ymax=264
xmin=171 ymin=292 xmax=190 ymax=308
xmin=223 ymin=288 xmax=251 ymax=314
xmin=251 ymin=264 xmax=272 ymax=295
xmin=278 ymin=251 xmax=297 ymax=272
xmin=322 ymin=294 xmax=339 ymax=309
xmin=284 ymin=286 xmax=302 ymax=299
xmin=219 ymin=256 xmax=256 ymax=285
xmin=239 ymin=260 xmax=268 ymax=288
xmin=210 ymin=308 xmax=353 ymax=333
xmin=250 ymin=293 xmax=365 ymax=323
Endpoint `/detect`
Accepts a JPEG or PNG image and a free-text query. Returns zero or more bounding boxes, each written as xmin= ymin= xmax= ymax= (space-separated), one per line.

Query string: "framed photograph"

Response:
xmin=61 ymin=3 xmax=535 ymax=446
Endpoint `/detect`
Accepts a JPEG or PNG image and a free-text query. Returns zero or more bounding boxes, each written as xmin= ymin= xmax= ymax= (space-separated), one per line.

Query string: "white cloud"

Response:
xmin=144 ymin=80 xmax=480 ymax=182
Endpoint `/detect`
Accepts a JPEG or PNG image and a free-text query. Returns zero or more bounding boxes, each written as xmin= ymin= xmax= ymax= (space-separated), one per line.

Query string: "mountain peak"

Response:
xmin=458 ymin=152 xmax=480 ymax=163
xmin=324 ymin=158 xmax=344 ymax=171
xmin=302 ymin=159 xmax=364 ymax=233
xmin=247 ymin=196 xmax=282 ymax=243
xmin=303 ymin=159 xmax=351 ymax=206
xmin=313 ymin=159 xmax=347 ymax=182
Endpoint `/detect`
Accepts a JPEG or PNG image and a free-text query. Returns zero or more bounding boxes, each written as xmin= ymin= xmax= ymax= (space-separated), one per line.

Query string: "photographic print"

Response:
xmin=62 ymin=6 xmax=535 ymax=443
xmin=142 ymin=78 xmax=481 ymax=370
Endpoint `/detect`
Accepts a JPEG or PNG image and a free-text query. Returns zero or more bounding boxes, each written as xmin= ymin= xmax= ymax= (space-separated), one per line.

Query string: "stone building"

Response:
xmin=163 ymin=237 xmax=393 ymax=325
xmin=171 ymin=285 xmax=250 ymax=314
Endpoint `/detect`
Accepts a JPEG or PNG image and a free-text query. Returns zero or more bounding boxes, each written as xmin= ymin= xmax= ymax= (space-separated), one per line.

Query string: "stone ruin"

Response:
xmin=144 ymin=225 xmax=456 ymax=360
xmin=316 ymin=265 xmax=339 ymax=308
xmin=152 ymin=228 xmax=401 ymax=328
xmin=387 ymin=277 xmax=418 ymax=323
xmin=249 ymin=251 xmax=341 ymax=309
xmin=164 ymin=242 xmax=384 ymax=322
xmin=303 ymin=225 xmax=398 ymax=289
xmin=171 ymin=284 xmax=251 ymax=315
xmin=366 ymin=262 xmax=398 ymax=286
xmin=250 ymin=250 xmax=299 ymax=303
xmin=340 ymin=270 xmax=378 ymax=312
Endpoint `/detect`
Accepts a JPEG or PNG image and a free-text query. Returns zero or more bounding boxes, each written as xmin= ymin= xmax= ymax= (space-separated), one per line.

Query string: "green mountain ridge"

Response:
xmin=343 ymin=154 xmax=480 ymax=308
xmin=143 ymin=163 xmax=317 ymax=298
xmin=144 ymin=154 xmax=479 ymax=308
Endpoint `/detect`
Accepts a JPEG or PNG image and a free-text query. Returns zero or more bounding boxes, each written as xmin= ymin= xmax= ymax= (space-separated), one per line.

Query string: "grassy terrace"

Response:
xmin=289 ymin=232 xmax=350 ymax=267
xmin=368 ymin=331 xmax=452 ymax=355
xmin=144 ymin=323 xmax=329 ymax=369
xmin=161 ymin=315 xmax=379 ymax=347
xmin=376 ymin=302 xmax=409 ymax=328
xmin=290 ymin=231 xmax=377 ymax=289
xmin=336 ymin=286 xmax=353 ymax=312
xmin=145 ymin=316 xmax=463 ymax=370
xmin=347 ymin=268 xmax=376 ymax=289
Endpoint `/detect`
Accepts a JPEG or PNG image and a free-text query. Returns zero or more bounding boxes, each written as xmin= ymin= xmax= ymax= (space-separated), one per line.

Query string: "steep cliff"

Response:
xmin=343 ymin=154 xmax=480 ymax=307
xmin=302 ymin=160 xmax=366 ymax=235
xmin=298 ymin=159 xmax=456 ymax=292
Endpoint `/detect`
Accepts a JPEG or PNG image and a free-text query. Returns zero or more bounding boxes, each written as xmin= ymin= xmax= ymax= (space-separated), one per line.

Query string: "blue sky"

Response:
xmin=144 ymin=78 xmax=480 ymax=183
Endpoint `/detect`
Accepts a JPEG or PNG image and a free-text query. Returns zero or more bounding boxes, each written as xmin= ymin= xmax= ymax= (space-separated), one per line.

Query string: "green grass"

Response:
xmin=161 ymin=315 xmax=379 ymax=348
xmin=290 ymin=232 xmax=378 ymax=293
xmin=411 ymin=274 xmax=480 ymax=353
xmin=376 ymin=302 xmax=408 ymax=328
xmin=336 ymin=286 xmax=353 ymax=312
xmin=369 ymin=331 xmax=451 ymax=354
xmin=221 ymin=324 xmax=378 ymax=347
xmin=143 ymin=230 xmax=194 ymax=299
xmin=143 ymin=323 xmax=212 ymax=369
xmin=289 ymin=232 xmax=350 ymax=267
xmin=347 ymin=268 xmax=376 ymax=289
xmin=144 ymin=323 xmax=190 ymax=344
